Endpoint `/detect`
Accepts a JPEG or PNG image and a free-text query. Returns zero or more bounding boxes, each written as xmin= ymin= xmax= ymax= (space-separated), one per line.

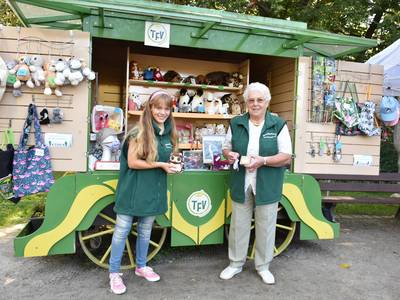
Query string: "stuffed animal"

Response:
xmin=182 ymin=75 xmax=196 ymax=84
xmin=221 ymin=93 xmax=242 ymax=115
xmin=205 ymin=92 xmax=216 ymax=114
xmin=153 ymin=67 xmax=164 ymax=81
xmin=205 ymin=71 xmax=231 ymax=86
xmin=64 ymin=56 xmax=84 ymax=85
xmin=129 ymin=61 xmax=140 ymax=80
xmin=9 ymin=55 xmax=35 ymax=90
xmin=29 ymin=55 xmax=45 ymax=87
xmin=39 ymin=108 xmax=50 ymax=125
xmin=5 ymin=60 xmax=21 ymax=97
xmin=191 ymin=88 xmax=205 ymax=112
xmin=51 ymin=108 xmax=64 ymax=124
xmin=81 ymin=61 xmax=96 ymax=81
xmin=229 ymin=72 xmax=244 ymax=88
xmin=195 ymin=74 xmax=207 ymax=84
xmin=142 ymin=67 xmax=154 ymax=80
xmin=178 ymin=88 xmax=193 ymax=112
xmin=54 ymin=57 xmax=69 ymax=86
xmin=128 ymin=91 xmax=142 ymax=111
xmin=163 ymin=70 xmax=182 ymax=82
xmin=43 ymin=60 xmax=62 ymax=97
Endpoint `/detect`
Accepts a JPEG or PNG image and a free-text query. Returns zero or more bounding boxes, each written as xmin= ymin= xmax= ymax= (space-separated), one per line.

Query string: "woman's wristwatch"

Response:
xmin=263 ymin=156 xmax=268 ymax=166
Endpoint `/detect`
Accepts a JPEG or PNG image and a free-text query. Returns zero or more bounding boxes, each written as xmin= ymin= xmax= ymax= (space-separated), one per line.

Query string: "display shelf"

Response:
xmin=129 ymin=79 xmax=242 ymax=92
xmin=178 ymin=143 xmax=202 ymax=150
xmin=128 ymin=111 xmax=235 ymax=120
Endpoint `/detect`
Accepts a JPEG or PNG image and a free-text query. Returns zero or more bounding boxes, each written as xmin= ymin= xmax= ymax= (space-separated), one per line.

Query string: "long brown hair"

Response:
xmin=127 ymin=91 xmax=177 ymax=162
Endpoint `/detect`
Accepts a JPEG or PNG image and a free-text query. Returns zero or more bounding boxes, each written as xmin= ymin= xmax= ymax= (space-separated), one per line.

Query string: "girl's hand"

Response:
xmin=245 ymin=155 xmax=264 ymax=172
xmin=160 ymin=162 xmax=179 ymax=174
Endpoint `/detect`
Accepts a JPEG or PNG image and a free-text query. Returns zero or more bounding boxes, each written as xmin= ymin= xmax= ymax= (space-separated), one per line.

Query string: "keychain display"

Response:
xmin=318 ymin=138 xmax=326 ymax=156
xmin=333 ymin=136 xmax=342 ymax=162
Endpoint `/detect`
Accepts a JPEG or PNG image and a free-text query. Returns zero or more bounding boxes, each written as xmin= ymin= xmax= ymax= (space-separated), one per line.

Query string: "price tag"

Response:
xmin=35 ymin=148 xmax=44 ymax=156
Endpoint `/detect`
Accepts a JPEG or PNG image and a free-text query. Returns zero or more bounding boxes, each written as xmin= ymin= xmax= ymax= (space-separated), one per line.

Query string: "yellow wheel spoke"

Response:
xmin=149 ymin=239 xmax=160 ymax=248
xmin=99 ymin=213 xmax=116 ymax=224
xmin=276 ymin=223 xmax=294 ymax=231
xmin=125 ymin=239 xmax=135 ymax=268
xmin=81 ymin=228 xmax=114 ymax=241
xmin=100 ymin=244 xmax=112 ymax=264
xmin=274 ymin=246 xmax=278 ymax=253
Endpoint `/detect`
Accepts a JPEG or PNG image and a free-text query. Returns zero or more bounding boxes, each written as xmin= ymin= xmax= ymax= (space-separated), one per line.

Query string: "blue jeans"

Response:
xmin=109 ymin=214 xmax=156 ymax=273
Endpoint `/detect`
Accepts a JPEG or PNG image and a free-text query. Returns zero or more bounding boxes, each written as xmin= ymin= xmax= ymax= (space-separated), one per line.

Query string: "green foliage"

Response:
xmin=0 ymin=0 xmax=22 ymax=26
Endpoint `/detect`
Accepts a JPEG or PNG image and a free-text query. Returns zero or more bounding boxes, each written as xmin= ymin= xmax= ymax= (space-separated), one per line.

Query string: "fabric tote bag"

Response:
xmin=0 ymin=128 xmax=21 ymax=203
xmin=12 ymin=104 xmax=55 ymax=197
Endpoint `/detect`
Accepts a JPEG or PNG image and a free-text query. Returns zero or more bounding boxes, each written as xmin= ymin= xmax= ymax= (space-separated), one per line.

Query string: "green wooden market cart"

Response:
xmin=1 ymin=0 xmax=384 ymax=269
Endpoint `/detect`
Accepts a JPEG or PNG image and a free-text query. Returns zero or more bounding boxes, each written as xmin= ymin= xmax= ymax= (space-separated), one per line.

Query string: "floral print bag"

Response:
xmin=12 ymin=104 xmax=54 ymax=197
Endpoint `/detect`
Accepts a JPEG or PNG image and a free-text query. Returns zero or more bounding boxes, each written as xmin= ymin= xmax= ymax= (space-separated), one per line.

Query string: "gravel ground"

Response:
xmin=0 ymin=216 xmax=399 ymax=300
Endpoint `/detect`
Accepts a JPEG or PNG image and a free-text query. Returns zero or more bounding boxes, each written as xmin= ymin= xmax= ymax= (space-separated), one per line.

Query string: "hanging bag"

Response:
xmin=12 ymin=104 xmax=55 ymax=197
xmin=0 ymin=128 xmax=21 ymax=202
xmin=334 ymin=81 xmax=360 ymax=128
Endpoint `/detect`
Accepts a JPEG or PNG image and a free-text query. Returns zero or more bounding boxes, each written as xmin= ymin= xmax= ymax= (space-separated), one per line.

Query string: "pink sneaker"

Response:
xmin=135 ymin=266 xmax=160 ymax=282
xmin=109 ymin=273 xmax=126 ymax=295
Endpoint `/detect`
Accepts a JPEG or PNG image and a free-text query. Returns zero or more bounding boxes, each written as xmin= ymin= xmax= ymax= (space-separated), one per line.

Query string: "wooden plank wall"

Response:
xmin=294 ymin=57 xmax=384 ymax=175
xmin=92 ymin=38 xmax=126 ymax=108
xmin=269 ymin=57 xmax=296 ymax=131
xmin=0 ymin=26 xmax=90 ymax=172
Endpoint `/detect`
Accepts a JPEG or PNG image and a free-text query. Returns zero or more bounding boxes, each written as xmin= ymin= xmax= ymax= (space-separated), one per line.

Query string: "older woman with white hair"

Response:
xmin=220 ymin=82 xmax=292 ymax=284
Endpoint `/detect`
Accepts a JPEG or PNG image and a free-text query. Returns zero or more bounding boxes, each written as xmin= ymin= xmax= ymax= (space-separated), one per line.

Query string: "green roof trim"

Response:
xmin=7 ymin=0 xmax=377 ymax=58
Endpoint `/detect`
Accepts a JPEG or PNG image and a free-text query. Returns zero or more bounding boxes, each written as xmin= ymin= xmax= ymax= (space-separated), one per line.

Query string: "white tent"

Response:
xmin=366 ymin=39 xmax=400 ymax=96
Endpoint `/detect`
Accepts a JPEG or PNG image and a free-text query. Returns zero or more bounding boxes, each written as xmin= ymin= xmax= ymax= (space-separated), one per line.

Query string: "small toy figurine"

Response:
xmin=129 ymin=61 xmax=140 ymax=80
xmin=169 ymin=153 xmax=183 ymax=173
xmin=143 ymin=67 xmax=154 ymax=80
xmin=153 ymin=67 xmax=164 ymax=81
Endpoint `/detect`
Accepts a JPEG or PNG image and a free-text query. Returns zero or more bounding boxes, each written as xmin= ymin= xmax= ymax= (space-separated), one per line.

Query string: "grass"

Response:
xmin=330 ymin=191 xmax=399 ymax=216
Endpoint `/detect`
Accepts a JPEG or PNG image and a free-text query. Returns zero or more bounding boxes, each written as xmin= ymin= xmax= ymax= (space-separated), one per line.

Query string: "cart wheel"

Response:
xmin=225 ymin=204 xmax=297 ymax=258
xmin=78 ymin=207 xmax=167 ymax=270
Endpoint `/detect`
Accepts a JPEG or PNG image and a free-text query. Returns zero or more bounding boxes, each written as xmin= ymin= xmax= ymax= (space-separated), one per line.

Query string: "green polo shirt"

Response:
xmin=230 ymin=112 xmax=286 ymax=205
xmin=114 ymin=120 xmax=173 ymax=216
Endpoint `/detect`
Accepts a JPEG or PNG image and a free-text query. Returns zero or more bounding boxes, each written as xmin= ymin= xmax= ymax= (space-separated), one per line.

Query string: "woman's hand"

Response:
xmin=159 ymin=162 xmax=179 ymax=174
xmin=225 ymin=151 xmax=240 ymax=164
xmin=245 ymin=155 xmax=264 ymax=172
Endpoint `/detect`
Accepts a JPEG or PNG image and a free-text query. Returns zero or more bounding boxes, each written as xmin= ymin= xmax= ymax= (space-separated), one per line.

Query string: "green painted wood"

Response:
xmin=26 ymin=14 xmax=81 ymax=24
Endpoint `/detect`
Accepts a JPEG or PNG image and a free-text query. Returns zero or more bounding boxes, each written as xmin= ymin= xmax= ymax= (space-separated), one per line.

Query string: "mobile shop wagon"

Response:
xmin=1 ymin=0 xmax=384 ymax=269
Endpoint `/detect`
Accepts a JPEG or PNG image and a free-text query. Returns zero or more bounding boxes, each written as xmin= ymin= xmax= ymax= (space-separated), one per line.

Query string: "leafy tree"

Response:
xmin=0 ymin=0 xmax=22 ymax=26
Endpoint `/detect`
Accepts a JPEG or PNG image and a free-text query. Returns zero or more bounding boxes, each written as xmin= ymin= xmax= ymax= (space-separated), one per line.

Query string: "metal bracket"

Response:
xmin=282 ymin=36 xmax=314 ymax=49
xmin=94 ymin=8 xmax=113 ymax=29
xmin=191 ymin=22 xmax=217 ymax=39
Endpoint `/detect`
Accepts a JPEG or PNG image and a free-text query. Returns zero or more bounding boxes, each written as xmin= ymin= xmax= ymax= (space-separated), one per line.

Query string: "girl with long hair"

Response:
xmin=108 ymin=90 xmax=178 ymax=294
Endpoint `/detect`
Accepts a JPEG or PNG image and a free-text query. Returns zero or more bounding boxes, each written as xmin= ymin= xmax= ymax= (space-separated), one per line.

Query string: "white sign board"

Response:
xmin=144 ymin=21 xmax=170 ymax=48
xmin=44 ymin=133 xmax=72 ymax=148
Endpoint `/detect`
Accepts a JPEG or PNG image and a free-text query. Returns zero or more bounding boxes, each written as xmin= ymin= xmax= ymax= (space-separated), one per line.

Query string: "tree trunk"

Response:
xmin=394 ymin=123 xmax=400 ymax=173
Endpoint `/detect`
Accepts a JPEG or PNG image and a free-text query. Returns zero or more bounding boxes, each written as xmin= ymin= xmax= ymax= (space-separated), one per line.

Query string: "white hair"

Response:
xmin=243 ymin=82 xmax=271 ymax=102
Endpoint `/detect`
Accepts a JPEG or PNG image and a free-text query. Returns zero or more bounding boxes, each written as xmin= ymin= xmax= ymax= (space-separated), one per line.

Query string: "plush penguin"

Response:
xmin=39 ymin=108 xmax=50 ymax=125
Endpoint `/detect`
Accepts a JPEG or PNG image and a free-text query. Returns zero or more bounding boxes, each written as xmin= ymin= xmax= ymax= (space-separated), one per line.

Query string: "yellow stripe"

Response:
xmin=165 ymin=190 xmax=171 ymax=220
xmin=172 ymin=201 xmax=198 ymax=244
xmin=24 ymin=185 xmax=113 ymax=257
xmin=283 ymin=183 xmax=334 ymax=239
xmin=226 ymin=190 xmax=232 ymax=217
xmin=198 ymin=199 xmax=225 ymax=244
xmin=103 ymin=179 xmax=118 ymax=190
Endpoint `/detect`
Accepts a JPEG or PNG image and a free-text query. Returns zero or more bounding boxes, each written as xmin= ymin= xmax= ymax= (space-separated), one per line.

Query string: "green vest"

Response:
xmin=230 ymin=112 xmax=286 ymax=205
xmin=114 ymin=120 xmax=173 ymax=216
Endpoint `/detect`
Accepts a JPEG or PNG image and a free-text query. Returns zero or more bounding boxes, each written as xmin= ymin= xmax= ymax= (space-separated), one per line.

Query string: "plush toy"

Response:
xmin=29 ymin=55 xmax=45 ymax=87
xmin=169 ymin=153 xmax=183 ymax=173
xmin=9 ymin=55 xmax=35 ymax=90
xmin=129 ymin=61 xmax=140 ymax=80
xmin=216 ymin=124 xmax=226 ymax=135
xmin=51 ymin=108 xmax=64 ymax=124
xmin=195 ymin=74 xmax=207 ymax=85
xmin=54 ymin=57 xmax=69 ymax=86
xmin=81 ymin=61 xmax=96 ymax=81
xmin=39 ymin=108 xmax=50 ymax=125
xmin=5 ymin=60 xmax=20 ymax=97
xmin=229 ymin=72 xmax=244 ymax=88
xmin=128 ymin=91 xmax=142 ymax=111
xmin=178 ymin=88 xmax=193 ymax=112
xmin=191 ymin=88 xmax=205 ymax=113
xmin=221 ymin=93 xmax=242 ymax=115
xmin=205 ymin=71 xmax=231 ymax=86
xmin=205 ymin=92 xmax=215 ymax=114
xmin=153 ymin=67 xmax=164 ymax=81
xmin=182 ymin=75 xmax=196 ymax=84
xmin=143 ymin=67 xmax=154 ymax=80
xmin=64 ymin=56 xmax=84 ymax=86
xmin=163 ymin=70 xmax=182 ymax=82
xmin=43 ymin=60 xmax=62 ymax=97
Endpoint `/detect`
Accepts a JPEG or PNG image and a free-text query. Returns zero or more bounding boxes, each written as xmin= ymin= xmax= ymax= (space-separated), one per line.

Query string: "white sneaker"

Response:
xmin=219 ymin=266 xmax=242 ymax=280
xmin=258 ymin=270 xmax=275 ymax=285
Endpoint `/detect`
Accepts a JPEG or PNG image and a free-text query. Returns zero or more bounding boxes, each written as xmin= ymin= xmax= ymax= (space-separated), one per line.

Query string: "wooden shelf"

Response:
xmin=178 ymin=143 xmax=203 ymax=150
xmin=129 ymin=79 xmax=242 ymax=92
xmin=128 ymin=111 xmax=235 ymax=120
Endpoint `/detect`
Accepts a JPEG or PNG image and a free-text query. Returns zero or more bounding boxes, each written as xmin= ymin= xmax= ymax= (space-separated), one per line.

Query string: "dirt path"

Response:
xmin=1 ymin=216 xmax=399 ymax=300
